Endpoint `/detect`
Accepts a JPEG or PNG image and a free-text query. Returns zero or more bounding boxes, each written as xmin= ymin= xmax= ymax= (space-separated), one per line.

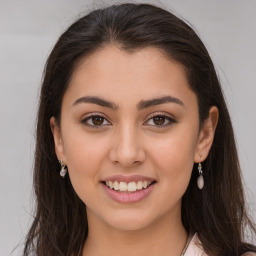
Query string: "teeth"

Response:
xmin=137 ymin=181 xmax=143 ymax=190
xmin=109 ymin=181 xmax=114 ymax=189
xmin=127 ymin=182 xmax=136 ymax=192
xmin=119 ymin=182 xmax=128 ymax=191
xmin=114 ymin=181 xmax=119 ymax=190
xmin=105 ymin=180 xmax=153 ymax=192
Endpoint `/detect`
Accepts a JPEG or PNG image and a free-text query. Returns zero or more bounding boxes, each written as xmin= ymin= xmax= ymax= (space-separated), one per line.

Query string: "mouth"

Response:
xmin=101 ymin=180 xmax=157 ymax=193
xmin=100 ymin=175 xmax=157 ymax=203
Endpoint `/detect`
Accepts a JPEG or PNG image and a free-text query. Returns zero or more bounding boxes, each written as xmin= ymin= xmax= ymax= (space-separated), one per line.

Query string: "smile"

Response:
xmin=104 ymin=180 xmax=154 ymax=192
xmin=101 ymin=175 xmax=157 ymax=203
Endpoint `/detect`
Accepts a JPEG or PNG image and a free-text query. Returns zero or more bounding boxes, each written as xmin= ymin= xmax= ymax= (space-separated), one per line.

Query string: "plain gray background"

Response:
xmin=0 ymin=0 xmax=255 ymax=255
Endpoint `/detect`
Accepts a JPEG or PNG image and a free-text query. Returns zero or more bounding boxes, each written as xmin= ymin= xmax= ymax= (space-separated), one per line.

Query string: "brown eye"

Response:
xmin=153 ymin=116 xmax=165 ymax=125
xmin=145 ymin=114 xmax=176 ymax=127
xmin=91 ymin=116 xmax=104 ymax=125
xmin=81 ymin=114 xmax=110 ymax=128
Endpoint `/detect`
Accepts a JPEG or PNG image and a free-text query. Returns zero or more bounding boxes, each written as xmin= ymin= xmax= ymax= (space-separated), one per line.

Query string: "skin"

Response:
xmin=50 ymin=45 xmax=218 ymax=256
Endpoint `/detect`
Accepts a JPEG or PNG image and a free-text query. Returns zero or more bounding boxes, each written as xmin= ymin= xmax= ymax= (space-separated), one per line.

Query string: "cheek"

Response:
xmin=148 ymin=129 xmax=198 ymax=191
xmin=61 ymin=128 xmax=108 ymax=201
xmin=63 ymin=123 xmax=109 ymax=167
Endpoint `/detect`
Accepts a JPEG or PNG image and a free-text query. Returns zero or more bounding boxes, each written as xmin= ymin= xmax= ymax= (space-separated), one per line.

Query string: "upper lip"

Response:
xmin=102 ymin=175 xmax=156 ymax=183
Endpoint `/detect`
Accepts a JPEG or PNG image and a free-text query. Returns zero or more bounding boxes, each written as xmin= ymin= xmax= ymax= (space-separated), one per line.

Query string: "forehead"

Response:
xmin=72 ymin=45 xmax=187 ymax=83
xmin=65 ymin=45 xmax=195 ymax=108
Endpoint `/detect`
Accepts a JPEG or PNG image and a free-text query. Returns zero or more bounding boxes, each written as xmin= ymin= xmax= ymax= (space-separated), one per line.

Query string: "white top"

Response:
xmin=184 ymin=233 xmax=206 ymax=256
xmin=184 ymin=233 xmax=256 ymax=256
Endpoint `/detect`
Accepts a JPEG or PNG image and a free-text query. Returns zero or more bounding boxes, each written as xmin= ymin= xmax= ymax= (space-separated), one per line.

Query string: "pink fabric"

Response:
xmin=184 ymin=234 xmax=255 ymax=256
xmin=184 ymin=233 xmax=207 ymax=256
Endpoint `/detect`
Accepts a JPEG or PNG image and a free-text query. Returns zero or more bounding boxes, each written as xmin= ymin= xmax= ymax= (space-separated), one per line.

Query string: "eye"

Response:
xmin=145 ymin=113 xmax=176 ymax=127
xmin=81 ymin=114 xmax=111 ymax=128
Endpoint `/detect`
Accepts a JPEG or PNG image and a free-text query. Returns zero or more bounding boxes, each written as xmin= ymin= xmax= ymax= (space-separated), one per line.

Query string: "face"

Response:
xmin=51 ymin=45 xmax=217 ymax=232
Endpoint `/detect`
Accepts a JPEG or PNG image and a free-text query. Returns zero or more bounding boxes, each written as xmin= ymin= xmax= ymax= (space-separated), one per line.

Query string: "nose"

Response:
xmin=108 ymin=124 xmax=146 ymax=168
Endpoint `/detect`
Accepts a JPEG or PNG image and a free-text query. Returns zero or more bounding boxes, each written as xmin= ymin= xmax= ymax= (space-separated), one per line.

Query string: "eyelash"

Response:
xmin=80 ymin=113 xmax=110 ymax=128
xmin=80 ymin=112 xmax=176 ymax=129
xmin=146 ymin=112 xmax=176 ymax=127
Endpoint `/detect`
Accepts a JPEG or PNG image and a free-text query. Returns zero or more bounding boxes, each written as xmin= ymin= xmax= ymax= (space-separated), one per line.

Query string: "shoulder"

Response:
xmin=241 ymin=253 xmax=256 ymax=256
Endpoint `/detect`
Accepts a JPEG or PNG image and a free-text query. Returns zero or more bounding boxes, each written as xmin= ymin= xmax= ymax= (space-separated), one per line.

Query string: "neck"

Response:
xmin=82 ymin=208 xmax=188 ymax=256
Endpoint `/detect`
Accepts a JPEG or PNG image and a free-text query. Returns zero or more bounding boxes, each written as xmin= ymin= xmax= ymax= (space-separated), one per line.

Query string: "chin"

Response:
xmin=101 ymin=210 xmax=155 ymax=231
xmin=108 ymin=220 xmax=150 ymax=232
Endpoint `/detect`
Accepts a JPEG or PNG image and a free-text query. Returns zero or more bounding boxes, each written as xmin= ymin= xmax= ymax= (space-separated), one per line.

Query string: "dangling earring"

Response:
xmin=59 ymin=160 xmax=67 ymax=178
xmin=197 ymin=163 xmax=204 ymax=189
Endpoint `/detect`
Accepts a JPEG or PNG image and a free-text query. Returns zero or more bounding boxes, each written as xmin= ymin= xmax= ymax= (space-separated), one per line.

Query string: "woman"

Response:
xmin=23 ymin=3 xmax=256 ymax=256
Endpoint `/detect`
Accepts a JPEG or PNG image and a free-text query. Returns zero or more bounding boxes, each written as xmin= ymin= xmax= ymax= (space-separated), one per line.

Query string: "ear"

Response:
xmin=194 ymin=106 xmax=219 ymax=163
xmin=50 ymin=117 xmax=67 ymax=164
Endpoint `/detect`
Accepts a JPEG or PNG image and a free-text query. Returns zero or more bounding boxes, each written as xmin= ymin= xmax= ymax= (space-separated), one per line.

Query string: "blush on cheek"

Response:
xmin=65 ymin=138 xmax=105 ymax=180
xmin=151 ymin=140 xmax=194 ymax=186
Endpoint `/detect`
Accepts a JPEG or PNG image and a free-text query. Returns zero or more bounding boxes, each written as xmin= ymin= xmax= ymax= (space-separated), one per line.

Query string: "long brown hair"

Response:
xmin=23 ymin=3 xmax=256 ymax=255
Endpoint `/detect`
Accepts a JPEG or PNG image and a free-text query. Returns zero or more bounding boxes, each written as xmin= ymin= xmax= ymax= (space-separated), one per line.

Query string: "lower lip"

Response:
xmin=102 ymin=182 xmax=156 ymax=203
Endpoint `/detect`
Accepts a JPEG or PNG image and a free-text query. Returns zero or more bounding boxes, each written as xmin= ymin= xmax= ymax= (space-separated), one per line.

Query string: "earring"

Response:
xmin=59 ymin=160 xmax=67 ymax=178
xmin=197 ymin=163 xmax=204 ymax=189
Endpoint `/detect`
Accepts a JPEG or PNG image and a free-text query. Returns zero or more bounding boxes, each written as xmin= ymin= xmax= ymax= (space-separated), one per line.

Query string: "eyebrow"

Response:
xmin=138 ymin=96 xmax=184 ymax=110
xmin=73 ymin=96 xmax=118 ymax=110
xmin=72 ymin=95 xmax=184 ymax=110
